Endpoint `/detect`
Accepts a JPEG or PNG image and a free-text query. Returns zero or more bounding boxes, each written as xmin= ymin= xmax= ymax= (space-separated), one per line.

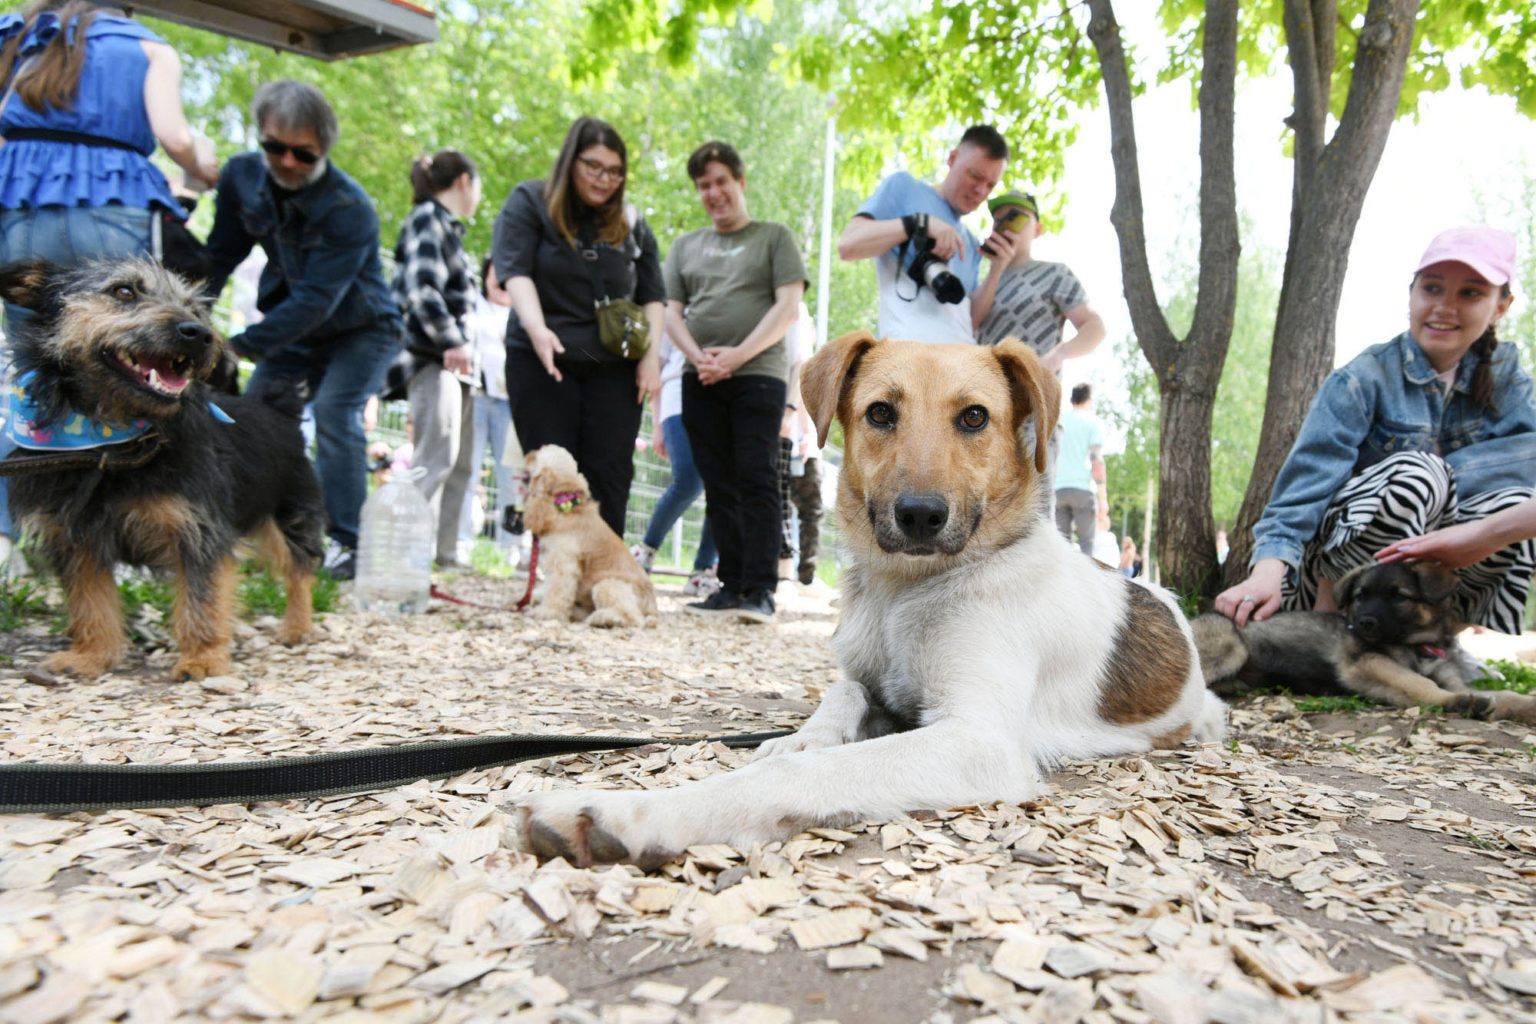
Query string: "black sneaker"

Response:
xmin=323 ymin=541 xmax=356 ymax=582
xmin=685 ymin=589 xmax=741 ymax=615
xmin=735 ymin=589 xmax=775 ymax=624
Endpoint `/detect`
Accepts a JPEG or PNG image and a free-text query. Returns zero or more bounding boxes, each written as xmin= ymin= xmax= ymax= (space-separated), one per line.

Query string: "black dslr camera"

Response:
xmin=901 ymin=213 xmax=964 ymax=305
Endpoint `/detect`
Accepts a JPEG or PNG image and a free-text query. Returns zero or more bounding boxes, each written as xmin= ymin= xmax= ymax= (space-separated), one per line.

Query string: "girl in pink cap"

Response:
xmin=1218 ymin=226 xmax=1536 ymax=635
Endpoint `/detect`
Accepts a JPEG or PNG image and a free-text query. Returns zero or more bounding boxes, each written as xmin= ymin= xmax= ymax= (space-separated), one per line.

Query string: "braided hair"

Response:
xmin=1469 ymin=283 xmax=1514 ymax=413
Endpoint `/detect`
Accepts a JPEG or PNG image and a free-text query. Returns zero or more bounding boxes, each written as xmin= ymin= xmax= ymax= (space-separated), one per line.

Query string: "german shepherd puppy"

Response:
xmin=1193 ymin=561 xmax=1536 ymax=724
xmin=0 ymin=258 xmax=324 ymax=681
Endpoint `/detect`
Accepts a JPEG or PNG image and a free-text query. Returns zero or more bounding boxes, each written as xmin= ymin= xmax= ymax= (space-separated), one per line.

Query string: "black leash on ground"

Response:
xmin=0 ymin=729 xmax=791 ymax=814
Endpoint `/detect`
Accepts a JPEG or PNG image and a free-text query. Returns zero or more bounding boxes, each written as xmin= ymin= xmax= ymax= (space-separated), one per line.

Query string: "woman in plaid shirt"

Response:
xmin=391 ymin=149 xmax=483 ymax=569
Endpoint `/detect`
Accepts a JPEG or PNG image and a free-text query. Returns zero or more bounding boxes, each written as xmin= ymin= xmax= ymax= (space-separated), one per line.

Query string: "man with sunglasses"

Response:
xmin=204 ymin=79 xmax=402 ymax=580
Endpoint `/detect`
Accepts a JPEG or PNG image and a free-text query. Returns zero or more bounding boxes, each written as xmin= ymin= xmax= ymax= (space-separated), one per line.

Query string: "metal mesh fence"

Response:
xmin=369 ymin=399 xmax=841 ymax=578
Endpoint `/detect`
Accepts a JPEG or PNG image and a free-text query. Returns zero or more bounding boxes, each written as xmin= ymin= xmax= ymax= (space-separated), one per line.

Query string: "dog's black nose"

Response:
xmin=894 ymin=493 xmax=949 ymax=542
xmin=176 ymin=320 xmax=213 ymax=345
xmin=1354 ymin=613 xmax=1379 ymax=638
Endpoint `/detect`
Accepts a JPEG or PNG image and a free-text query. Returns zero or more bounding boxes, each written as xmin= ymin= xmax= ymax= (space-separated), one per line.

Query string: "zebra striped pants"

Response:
xmin=1282 ymin=451 xmax=1536 ymax=634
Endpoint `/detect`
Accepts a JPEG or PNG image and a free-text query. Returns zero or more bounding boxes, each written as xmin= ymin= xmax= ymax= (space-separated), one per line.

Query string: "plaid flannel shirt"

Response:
xmin=392 ymin=199 xmax=474 ymax=359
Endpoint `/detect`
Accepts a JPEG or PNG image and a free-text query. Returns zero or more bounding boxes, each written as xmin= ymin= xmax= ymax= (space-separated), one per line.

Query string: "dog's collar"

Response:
xmin=1417 ymin=643 xmax=1448 ymax=660
xmin=4 ymin=371 xmax=233 ymax=451
xmin=553 ymin=490 xmax=585 ymax=513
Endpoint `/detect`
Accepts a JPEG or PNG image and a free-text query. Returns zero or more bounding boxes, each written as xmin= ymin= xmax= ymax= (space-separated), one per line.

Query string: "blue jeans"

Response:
xmin=0 ymin=204 xmax=156 ymax=538
xmin=247 ymin=321 xmax=402 ymax=549
xmin=462 ymin=394 xmax=519 ymax=547
xmin=643 ymin=414 xmax=717 ymax=571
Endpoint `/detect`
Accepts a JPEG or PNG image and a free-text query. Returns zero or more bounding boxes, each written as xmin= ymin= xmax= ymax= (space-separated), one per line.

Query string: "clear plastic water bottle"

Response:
xmin=355 ymin=467 xmax=433 ymax=615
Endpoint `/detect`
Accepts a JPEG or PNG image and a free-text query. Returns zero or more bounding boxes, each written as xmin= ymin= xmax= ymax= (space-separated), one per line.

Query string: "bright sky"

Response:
xmin=1014 ymin=17 xmax=1536 ymax=407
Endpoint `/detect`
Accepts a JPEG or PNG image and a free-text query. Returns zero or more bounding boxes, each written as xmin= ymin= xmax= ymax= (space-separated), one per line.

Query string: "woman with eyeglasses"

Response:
xmin=0 ymin=0 xmax=218 ymax=572
xmin=491 ymin=116 xmax=663 ymax=538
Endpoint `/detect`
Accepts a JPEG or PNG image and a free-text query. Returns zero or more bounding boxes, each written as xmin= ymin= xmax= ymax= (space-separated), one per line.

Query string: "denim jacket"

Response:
xmin=1252 ymin=331 xmax=1536 ymax=568
xmin=204 ymin=152 xmax=399 ymax=357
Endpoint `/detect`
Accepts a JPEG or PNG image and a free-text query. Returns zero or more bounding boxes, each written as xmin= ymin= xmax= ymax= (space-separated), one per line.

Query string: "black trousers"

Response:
xmin=506 ymin=347 xmax=642 ymax=537
xmin=682 ymin=373 xmax=787 ymax=597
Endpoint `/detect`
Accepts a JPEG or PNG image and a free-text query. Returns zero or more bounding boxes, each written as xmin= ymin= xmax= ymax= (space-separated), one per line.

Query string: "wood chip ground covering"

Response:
xmin=2 ymin=574 xmax=1535 ymax=1023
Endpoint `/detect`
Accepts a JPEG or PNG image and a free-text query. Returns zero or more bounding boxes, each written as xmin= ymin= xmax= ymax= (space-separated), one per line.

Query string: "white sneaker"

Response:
xmin=682 ymin=568 xmax=721 ymax=597
xmin=630 ymin=544 xmax=656 ymax=572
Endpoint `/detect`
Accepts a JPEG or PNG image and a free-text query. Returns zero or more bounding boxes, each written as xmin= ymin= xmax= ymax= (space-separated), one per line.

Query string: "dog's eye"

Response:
xmin=957 ymin=406 xmax=989 ymax=432
xmin=110 ymin=284 xmax=136 ymax=303
xmin=866 ymin=402 xmax=896 ymax=428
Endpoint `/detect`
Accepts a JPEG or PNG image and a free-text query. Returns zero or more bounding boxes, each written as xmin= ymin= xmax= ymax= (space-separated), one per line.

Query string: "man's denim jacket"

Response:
xmin=204 ymin=152 xmax=399 ymax=357
xmin=1252 ymin=331 xmax=1536 ymax=568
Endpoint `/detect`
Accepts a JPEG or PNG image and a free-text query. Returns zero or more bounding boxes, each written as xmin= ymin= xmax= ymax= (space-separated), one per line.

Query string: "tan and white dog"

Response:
xmin=515 ymin=334 xmax=1224 ymax=867
xmin=523 ymin=445 xmax=657 ymax=628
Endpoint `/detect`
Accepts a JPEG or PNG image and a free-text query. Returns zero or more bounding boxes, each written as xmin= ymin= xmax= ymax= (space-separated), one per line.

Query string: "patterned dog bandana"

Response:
xmin=3 ymin=371 xmax=233 ymax=451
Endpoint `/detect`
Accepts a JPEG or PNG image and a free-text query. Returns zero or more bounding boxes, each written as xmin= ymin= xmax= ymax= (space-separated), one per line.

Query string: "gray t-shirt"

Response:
xmin=664 ymin=220 xmax=807 ymax=381
xmin=977 ymin=260 xmax=1088 ymax=355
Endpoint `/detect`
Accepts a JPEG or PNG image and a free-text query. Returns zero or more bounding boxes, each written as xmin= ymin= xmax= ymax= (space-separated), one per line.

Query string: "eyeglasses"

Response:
xmin=575 ymin=156 xmax=625 ymax=184
xmin=260 ymin=138 xmax=321 ymax=165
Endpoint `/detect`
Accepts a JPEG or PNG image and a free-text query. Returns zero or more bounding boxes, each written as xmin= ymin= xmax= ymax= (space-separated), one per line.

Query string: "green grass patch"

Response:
xmin=1470 ymin=658 xmax=1536 ymax=694
xmin=0 ymin=577 xmax=49 ymax=631
xmin=239 ymin=564 xmax=339 ymax=617
xmin=468 ymin=538 xmax=520 ymax=579
xmin=1290 ymin=693 xmax=1377 ymax=714
xmin=117 ymin=574 xmax=175 ymax=621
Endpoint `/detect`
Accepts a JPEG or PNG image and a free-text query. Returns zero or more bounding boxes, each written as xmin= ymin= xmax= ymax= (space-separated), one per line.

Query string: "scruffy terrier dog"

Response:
xmin=522 ymin=445 xmax=657 ymax=628
xmin=0 ymin=259 xmax=325 ymax=681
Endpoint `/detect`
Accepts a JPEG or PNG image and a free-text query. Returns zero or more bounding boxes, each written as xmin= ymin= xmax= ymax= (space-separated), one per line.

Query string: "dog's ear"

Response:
xmin=1333 ymin=564 xmax=1368 ymax=609
xmin=1409 ymin=561 xmax=1460 ymax=604
xmin=0 ymin=259 xmax=59 ymax=312
xmin=801 ymin=330 xmax=878 ymax=448
xmin=991 ymin=337 xmax=1061 ymax=474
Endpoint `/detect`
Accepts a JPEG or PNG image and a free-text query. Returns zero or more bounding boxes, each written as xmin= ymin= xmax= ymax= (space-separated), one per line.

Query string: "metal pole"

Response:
xmin=815 ymin=114 xmax=836 ymax=351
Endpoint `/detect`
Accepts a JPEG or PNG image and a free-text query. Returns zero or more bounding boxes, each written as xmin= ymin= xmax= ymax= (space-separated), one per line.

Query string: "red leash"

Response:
xmin=427 ymin=536 xmax=540 ymax=613
xmin=516 ymin=535 xmax=539 ymax=611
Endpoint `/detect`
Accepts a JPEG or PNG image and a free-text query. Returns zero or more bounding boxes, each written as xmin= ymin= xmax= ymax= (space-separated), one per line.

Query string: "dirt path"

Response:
xmin=2 ymin=574 xmax=1534 ymax=1023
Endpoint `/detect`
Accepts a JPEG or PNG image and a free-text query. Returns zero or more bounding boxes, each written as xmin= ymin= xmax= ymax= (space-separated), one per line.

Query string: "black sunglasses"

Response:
xmin=259 ymin=138 xmax=321 ymax=165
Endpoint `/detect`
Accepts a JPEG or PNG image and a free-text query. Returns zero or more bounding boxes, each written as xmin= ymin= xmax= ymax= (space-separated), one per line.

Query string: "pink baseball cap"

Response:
xmin=1414 ymin=226 xmax=1517 ymax=286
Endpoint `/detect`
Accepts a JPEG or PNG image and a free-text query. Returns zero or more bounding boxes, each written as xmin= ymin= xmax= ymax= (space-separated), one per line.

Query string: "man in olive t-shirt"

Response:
xmin=665 ymin=141 xmax=807 ymax=623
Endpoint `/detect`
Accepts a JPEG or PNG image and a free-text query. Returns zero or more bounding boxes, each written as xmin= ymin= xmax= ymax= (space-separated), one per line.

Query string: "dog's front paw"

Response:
xmin=754 ymin=726 xmax=855 ymax=760
xmin=273 ymin=622 xmax=310 ymax=646
xmin=43 ymin=646 xmax=123 ymax=679
xmin=527 ymin=606 xmax=570 ymax=623
xmin=513 ymin=791 xmax=675 ymax=870
xmin=172 ymin=650 xmax=231 ymax=681
xmin=585 ymin=608 xmax=638 ymax=629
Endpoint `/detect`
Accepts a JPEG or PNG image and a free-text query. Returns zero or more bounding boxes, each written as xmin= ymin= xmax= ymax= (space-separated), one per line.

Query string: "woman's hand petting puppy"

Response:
xmin=1377 ymin=496 xmax=1536 ymax=569
xmin=1214 ymin=557 xmax=1288 ymax=626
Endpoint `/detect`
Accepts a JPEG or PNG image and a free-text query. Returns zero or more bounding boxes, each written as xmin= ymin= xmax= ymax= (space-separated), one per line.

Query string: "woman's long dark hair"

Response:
xmin=545 ymin=116 xmax=629 ymax=248
xmin=409 ymin=149 xmax=476 ymax=205
xmin=0 ymin=1 xmax=103 ymax=113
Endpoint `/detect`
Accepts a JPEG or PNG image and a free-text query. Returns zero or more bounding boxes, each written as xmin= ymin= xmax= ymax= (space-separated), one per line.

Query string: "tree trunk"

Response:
xmin=1226 ymin=0 xmax=1420 ymax=581
xmin=1087 ymin=0 xmax=1238 ymax=598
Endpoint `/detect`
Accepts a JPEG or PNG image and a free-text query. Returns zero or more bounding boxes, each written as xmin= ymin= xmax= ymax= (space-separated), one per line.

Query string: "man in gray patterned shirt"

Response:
xmin=971 ymin=191 xmax=1104 ymax=370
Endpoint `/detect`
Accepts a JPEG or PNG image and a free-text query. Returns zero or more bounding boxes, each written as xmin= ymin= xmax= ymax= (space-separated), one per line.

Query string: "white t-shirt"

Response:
xmin=856 ymin=172 xmax=980 ymax=345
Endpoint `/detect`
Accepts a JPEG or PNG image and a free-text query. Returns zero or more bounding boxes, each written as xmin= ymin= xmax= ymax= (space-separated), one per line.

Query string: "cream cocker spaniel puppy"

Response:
xmin=522 ymin=445 xmax=657 ymax=628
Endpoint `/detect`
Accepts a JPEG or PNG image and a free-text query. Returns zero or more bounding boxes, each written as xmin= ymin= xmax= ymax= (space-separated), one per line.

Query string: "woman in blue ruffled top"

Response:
xmin=0 ymin=0 xmax=217 ymax=568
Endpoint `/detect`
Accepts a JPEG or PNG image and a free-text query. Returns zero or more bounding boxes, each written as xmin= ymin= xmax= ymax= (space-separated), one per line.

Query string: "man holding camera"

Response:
xmin=837 ymin=126 xmax=1009 ymax=344
xmin=665 ymin=141 xmax=807 ymax=624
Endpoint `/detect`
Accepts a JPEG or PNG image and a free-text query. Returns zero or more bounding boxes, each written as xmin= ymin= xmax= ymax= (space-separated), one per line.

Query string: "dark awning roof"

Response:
xmin=127 ymin=0 xmax=436 ymax=60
